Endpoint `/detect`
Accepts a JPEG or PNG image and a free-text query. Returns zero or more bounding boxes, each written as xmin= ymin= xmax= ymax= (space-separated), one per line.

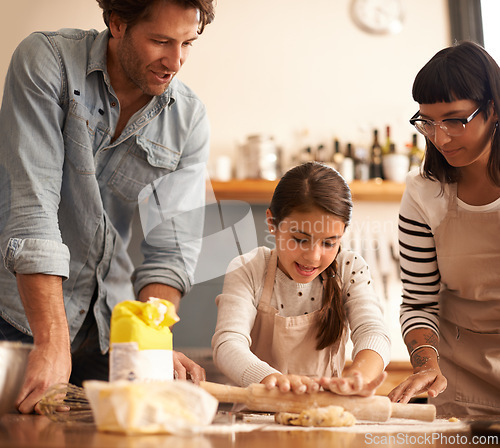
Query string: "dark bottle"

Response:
xmin=370 ymin=129 xmax=384 ymax=180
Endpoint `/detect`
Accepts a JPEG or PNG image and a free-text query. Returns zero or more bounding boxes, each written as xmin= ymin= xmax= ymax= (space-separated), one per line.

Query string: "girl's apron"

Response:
xmin=432 ymin=183 xmax=500 ymax=416
xmin=250 ymin=250 xmax=346 ymax=378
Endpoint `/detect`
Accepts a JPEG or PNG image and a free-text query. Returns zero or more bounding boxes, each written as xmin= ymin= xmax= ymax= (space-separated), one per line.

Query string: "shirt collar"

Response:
xmin=86 ymin=29 xmax=176 ymax=108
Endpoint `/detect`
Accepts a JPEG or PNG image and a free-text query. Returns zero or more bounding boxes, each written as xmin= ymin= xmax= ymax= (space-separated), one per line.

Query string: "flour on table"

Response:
xmin=203 ymin=412 xmax=468 ymax=434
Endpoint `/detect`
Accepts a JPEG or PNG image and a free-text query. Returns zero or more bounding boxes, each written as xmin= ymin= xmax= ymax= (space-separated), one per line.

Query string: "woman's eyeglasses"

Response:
xmin=409 ymin=105 xmax=483 ymax=138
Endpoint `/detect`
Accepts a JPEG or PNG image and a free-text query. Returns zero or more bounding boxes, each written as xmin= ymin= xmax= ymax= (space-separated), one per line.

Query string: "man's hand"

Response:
xmin=16 ymin=341 xmax=71 ymax=414
xmin=138 ymin=283 xmax=181 ymax=309
xmin=15 ymin=273 xmax=71 ymax=414
xmin=138 ymin=285 xmax=206 ymax=383
xmin=173 ymin=351 xmax=206 ymax=383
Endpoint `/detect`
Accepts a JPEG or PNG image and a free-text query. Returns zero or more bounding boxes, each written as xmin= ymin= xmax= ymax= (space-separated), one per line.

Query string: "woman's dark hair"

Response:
xmin=412 ymin=41 xmax=500 ymax=186
xmin=96 ymin=0 xmax=215 ymax=34
xmin=268 ymin=162 xmax=352 ymax=350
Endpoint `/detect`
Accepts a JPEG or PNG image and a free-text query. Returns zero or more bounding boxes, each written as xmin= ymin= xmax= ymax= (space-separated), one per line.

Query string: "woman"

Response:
xmin=389 ymin=41 xmax=500 ymax=416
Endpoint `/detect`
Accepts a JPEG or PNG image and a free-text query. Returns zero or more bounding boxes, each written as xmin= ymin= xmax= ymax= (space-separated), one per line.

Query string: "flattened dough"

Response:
xmin=275 ymin=405 xmax=356 ymax=427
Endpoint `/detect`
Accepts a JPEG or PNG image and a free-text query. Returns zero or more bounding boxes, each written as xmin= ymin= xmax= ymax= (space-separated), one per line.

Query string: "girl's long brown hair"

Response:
xmin=268 ymin=162 xmax=352 ymax=350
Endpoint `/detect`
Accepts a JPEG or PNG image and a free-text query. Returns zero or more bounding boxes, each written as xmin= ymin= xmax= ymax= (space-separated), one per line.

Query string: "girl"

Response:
xmin=388 ymin=42 xmax=500 ymax=416
xmin=212 ymin=162 xmax=390 ymax=395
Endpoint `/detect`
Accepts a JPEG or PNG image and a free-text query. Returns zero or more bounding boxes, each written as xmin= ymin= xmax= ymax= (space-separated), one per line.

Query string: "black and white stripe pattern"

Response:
xmin=398 ymin=214 xmax=440 ymax=337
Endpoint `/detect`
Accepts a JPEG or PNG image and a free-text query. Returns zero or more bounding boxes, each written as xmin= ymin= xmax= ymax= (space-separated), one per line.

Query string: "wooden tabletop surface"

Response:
xmin=1 ymin=413 xmax=499 ymax=448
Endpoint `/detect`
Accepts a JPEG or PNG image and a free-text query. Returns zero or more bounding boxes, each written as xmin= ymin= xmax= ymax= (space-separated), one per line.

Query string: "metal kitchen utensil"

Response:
xmin=39 ymin=383 xmax=94 ymax=424
xmin=0 ymin=341 xmax=33 ymax=415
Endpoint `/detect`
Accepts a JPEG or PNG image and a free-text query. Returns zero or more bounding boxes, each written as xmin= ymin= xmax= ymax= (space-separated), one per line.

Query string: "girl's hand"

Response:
xmin=388 ymin=368 xmax=447 ymax=404
xmin=319 ymin=371 xmax=387 ymax=397
xmin=261 ymin=373 xmax=320 ymax=394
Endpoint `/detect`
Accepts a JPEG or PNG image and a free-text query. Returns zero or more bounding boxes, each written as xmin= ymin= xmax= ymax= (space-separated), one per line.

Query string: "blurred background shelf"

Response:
xmin=210 ymin=179 xmax=405 ymax=203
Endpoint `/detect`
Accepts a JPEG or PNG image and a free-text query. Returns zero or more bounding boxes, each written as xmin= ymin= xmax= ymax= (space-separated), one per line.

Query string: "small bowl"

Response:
xmin=0 ymin=341 xmax=33 ymax=415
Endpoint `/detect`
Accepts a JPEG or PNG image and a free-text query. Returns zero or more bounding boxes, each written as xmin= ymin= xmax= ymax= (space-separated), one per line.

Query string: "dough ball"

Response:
xmin=275 ymin=405 xmax=356 ymax=427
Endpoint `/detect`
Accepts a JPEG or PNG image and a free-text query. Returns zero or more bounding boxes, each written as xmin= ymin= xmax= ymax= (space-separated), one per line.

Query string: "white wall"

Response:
xmin=1 ymin=0 xmax=450 ymax=164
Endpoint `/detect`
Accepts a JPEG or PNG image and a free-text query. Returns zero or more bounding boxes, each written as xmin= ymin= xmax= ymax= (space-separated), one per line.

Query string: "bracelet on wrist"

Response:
xmin=409 ymin=344 xmax=440 ymax=361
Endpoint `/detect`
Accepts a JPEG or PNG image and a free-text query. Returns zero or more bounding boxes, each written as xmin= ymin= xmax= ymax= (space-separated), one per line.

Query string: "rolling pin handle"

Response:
xmin=390 ymin=402 xmax=436 ymax=422
xmin=199 ymin=381 xmax=249 ymax=403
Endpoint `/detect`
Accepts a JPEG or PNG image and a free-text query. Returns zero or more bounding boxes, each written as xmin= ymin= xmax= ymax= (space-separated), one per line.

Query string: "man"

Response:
xmin=0 ymin=0 xmax=215 ymax=414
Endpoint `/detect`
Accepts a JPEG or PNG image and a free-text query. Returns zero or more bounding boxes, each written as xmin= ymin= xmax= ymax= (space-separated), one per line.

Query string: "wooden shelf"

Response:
xmin=210 ymin=179 xmax=405 ymax=203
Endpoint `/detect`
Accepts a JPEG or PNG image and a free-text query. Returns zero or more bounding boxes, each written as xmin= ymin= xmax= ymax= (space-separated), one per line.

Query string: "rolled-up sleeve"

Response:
xmin=0 ymin=33 xmax=69 ymax=277
xmin=4 ymin=238 xmax=70 ymax=278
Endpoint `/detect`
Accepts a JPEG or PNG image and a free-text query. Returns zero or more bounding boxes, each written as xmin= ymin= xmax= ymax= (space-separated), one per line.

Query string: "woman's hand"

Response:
xmin=319 ymin=370 xmax=387 ymax=397
xmin=388 ymin=367 xmax=447 ymax=404
xmin=261 ymin=373 xmax=320 ymax=394
xmin=390 ymin=330 xmax=447 ymax=403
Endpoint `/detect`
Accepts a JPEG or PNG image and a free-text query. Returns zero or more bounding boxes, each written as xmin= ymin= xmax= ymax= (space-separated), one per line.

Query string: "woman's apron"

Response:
xmin=250 ymin=250 xmax=346 ymax=378
xmin=432 ymin=183 xmax=500 ymax=416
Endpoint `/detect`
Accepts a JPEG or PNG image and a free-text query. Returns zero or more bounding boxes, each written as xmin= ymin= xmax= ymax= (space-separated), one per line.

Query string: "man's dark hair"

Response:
xmin=96 ymin=0 xmax=215 ymax=34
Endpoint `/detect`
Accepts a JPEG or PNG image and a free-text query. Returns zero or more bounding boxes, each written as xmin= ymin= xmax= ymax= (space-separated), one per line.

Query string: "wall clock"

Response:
xmin=350 ymin=0 xmax=404 ymax=35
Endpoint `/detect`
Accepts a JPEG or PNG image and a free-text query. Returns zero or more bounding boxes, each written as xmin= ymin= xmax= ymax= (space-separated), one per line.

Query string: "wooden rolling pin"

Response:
xmin=199 ymin=381 xmax=435 ymax=422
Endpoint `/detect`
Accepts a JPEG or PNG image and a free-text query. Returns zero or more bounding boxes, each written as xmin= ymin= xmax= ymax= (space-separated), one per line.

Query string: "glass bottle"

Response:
xmin=409 ymin=133 xmax=425 ymax=171
xmin=370 ymin=129 xmax=384 ymax=180
xmin=332 ymin=139 xmax=344 ymax=170
xmin=382 ymin=125 xmax=392 ymax=155
xmin=339 ymin=142 xmax=354 ymax=183
xmin=354 ymin=146 xmax=370 ymax=181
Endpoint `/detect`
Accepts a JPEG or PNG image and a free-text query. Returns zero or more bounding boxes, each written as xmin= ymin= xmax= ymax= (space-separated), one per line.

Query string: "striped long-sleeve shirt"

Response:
xmin=398 ymin=170 xmax=500 ymax=339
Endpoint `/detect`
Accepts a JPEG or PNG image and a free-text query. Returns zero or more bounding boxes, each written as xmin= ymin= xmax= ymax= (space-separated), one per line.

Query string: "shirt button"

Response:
xmin=111 ymin=101 xmax=117 ymax=107
xmin=79 ymin=309 xmax=85 ymax=315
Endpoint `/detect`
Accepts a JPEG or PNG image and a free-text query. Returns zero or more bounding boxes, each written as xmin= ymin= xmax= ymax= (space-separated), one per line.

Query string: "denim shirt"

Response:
xmin=0 ymin=29 xmax=209 ymax=352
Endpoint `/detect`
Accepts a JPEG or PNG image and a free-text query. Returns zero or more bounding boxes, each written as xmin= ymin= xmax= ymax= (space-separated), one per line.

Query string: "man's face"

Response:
xmin=113 ymin=2 xmax=200 ymax=97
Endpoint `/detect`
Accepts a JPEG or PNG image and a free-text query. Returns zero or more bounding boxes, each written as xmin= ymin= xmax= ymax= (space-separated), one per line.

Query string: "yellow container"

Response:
xmin=109 ymin=298 xmax=179 ymax=381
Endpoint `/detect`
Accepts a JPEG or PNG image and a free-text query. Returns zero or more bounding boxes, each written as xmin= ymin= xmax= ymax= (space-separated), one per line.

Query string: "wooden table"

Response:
xmin=1 ymin=413 xmax=499 ymax=448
